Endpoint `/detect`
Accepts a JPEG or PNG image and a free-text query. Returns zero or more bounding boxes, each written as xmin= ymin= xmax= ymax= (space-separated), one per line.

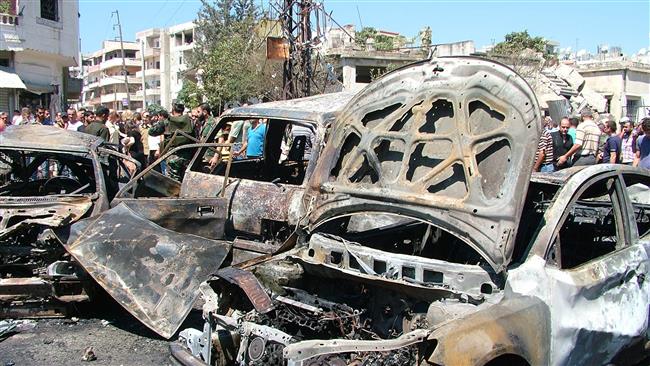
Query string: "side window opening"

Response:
xmin=511 ymin=181 xmax=560 ymax=265
xmin=0 ymin=150 xmax=96 ymax=197
xmin=213 ymin=119 xmax=315 ymax=186
xmin=553 ymin=176 xmax=625 ymax=269
xmin=622 ymin=173 xmax=650 ymax=238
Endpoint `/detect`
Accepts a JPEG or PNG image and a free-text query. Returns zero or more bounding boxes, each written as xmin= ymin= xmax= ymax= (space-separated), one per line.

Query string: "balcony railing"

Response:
xmin=0 ymin=13 xmax=18 ymax=26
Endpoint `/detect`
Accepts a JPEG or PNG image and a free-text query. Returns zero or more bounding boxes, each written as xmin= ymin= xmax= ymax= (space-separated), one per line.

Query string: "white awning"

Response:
xmin=23 ymin=82 xmax=54 ymax=95
xmin=0 ymin=69 xmax=26 ymax=89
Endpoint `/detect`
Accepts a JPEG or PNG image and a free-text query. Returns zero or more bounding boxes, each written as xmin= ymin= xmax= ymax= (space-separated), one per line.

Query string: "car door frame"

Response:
xmin=526 ymin=167 xmax=649 ymax=365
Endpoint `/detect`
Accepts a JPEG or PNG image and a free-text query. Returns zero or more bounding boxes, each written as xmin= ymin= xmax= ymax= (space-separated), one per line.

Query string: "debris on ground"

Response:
xmin=0 ymin=320 xmax=36 ymax=340
xmin=81 ymin=346 xmax=97 ymax=362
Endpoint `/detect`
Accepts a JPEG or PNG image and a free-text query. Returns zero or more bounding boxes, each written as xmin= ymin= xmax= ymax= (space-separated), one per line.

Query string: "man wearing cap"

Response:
xmin=557 ymin=108 xmax=602 ymax=166
xmin=84 ymin=106 xmax=110 ymax=141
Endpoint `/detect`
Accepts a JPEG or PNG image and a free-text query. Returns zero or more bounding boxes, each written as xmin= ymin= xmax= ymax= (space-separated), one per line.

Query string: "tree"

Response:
xmin=146 ymin=103 xmax=167 ymax=115
xmin=490 ymin=30 xmax=556 ymax=58
xmin=355 ymin=27 xmax=404 ymax=51
xmin=487 ymin=30 xmax=555 ymax=84
xmin=190 ymin=0 xmax=282 ymax=108
xmin=176 ymin=80 xmax=201 ymax=108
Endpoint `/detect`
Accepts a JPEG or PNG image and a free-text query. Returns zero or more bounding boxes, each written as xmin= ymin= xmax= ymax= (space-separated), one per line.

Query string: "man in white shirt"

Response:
xmin=66 ymin=108 xmax=83 ymax=131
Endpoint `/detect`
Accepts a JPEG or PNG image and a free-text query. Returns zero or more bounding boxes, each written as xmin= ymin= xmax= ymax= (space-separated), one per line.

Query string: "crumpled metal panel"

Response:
xmin=180 ymin=171 xmax=304 ymax=235
xmin=216 ymin=267 xmax=274 ymax=313
xmin=0 ymin=125 xmax=102 ymax=154
xmin=65 ymin=203 xmax=231 ymax=339
xmin=308 ymin=57 xmax=542 ymax=272
xmin=0 ymin=196 xmax=93 ymax=235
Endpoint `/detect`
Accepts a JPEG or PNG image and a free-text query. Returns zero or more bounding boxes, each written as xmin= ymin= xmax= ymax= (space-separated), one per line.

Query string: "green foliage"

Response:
xmin=190 ymin=0 xmax=282 ymax=106
xmin=490 ymin=30 xmax=551 ymax=56
xmin=355 ymin=27 xmax=397 ymax=51
xmin=0 ymin=0 xmax=11 ymax=14
xmin=369 ymin=63 xmax=398 ymax=81
xmin=146 ymin=103 xmax=167 ymax=115
xmin=176 ymin=81 xmax=201 ymax=108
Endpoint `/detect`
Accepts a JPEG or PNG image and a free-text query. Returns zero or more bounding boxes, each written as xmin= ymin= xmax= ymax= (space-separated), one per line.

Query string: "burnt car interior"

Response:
xmin=314 ymin=213 xmax=487 ymax=266
xmin=549 ymin=176 xmax=624 ymax=269
xmin=0 ymin=150 xmax=97 ymax=197
xmin=129 ymin=119 xmax=315 ymax=199
xmin=211 ymin=118 xmax=314 ymax=186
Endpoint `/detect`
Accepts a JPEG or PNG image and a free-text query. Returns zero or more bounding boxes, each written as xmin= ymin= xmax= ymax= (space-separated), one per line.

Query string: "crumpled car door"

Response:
xmin=65 ymin=203 xmax=231 ymax=338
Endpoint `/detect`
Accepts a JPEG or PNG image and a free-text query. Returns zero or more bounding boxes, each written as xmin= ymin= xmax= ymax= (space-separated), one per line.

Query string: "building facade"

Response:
xmin=576 ymin=59 xmax=650 ymax=122
xmin=81 ymin=40 xmax=143 ymax=111
xmin=135 ymin=22 xmax=196 ymax=111
xmin=0 ymin=0 xmax=80 ymax=113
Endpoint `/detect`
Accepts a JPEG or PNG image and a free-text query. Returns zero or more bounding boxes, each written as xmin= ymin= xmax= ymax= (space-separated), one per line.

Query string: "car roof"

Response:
xmin=0 ymin=125 xmax=103 ymax=154
xmin=531 ymin=165 xmax=650 ymax=186
xmin=221 ymin=92 xmax=357 ymax=125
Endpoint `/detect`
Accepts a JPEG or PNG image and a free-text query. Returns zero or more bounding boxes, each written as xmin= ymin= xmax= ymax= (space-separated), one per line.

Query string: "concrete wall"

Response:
xmin=17 ymin=0 xmax=79 ymax=63
xmin=1 ymin=0 xmax=79 ymax=110
xmin=580 ymin=66 xmax=650 ymax=120
xmin=435 ymin=40 xmax=475 ymax=57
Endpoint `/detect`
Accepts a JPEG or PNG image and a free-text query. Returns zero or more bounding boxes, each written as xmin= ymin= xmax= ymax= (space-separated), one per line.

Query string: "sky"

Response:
xmin=79 ymin=0 xmax=650 ymax=56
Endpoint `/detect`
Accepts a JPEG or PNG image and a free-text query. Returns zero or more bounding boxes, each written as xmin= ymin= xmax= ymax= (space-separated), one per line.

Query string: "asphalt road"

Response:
xmin=0 ymin=297 xmax=204 ymax=366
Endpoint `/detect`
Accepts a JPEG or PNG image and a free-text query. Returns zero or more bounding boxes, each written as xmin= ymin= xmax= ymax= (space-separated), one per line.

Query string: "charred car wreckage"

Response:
xmin=165 ymin=57 xmax=649 ymax=365
xmin=0 ymin=126 xmax=140 ymax=316
xmin=3 ymin=57 xmax=649 ymax=366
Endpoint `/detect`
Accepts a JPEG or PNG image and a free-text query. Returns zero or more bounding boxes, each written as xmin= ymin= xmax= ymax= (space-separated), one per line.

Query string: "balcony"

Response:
xmin=135 ymin=69 xmax=161 ymax=78
xmin=0 ymin=13 xmax=18 ymax=26
xmin=136 ymin=88 xmax=161 ymax=97
xmin=84 ymin=80 xmax=100 ymax=90
xmin=100 ymin=58 xmax=140 ymax=71
xmin=99 ymin=76 xmax=141 ymax=88
xmin=100 ymin=92 xmax=143 ymax=104
xmin=142 ymin=47 xmax=161 ymax=58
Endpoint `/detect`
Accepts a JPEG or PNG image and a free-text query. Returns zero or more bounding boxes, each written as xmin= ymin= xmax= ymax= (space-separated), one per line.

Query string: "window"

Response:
xmin=40 ymin=0 xmax=58 ymax=21
xmin=622 ymin=173 xmax=650 ymax=238
xmin=549 ymin=176 xmax=625 ymax=269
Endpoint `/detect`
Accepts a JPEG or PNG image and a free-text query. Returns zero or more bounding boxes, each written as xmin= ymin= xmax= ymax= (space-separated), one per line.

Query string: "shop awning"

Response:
xmin=0 ymin=69 xmax=26 ymax=89
xmin=23 ymin=81 xmax=54 ymax=95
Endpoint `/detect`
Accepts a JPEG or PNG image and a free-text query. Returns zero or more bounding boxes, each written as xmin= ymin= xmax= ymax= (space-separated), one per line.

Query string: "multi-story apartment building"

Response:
xmin=0 ymin=0 xmax=80 ymax=113
xmin=135 ymin=22 xmax=196 ymax=110
xmin=135 ymin=28 xmax=165 ymax=107
xmin=82 ymin=40 xmax=143 ymax=111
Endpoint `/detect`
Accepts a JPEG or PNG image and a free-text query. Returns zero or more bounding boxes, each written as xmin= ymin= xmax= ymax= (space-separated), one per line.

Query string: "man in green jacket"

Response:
xmin=149 ymin=103 xmax=194 ymax=180
xmin=84 ymin=106 xmax=110 ymax=141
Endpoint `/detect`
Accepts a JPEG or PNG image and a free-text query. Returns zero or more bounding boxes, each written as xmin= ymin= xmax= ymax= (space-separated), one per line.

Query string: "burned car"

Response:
xmin=164 ymin=57 xmax=650 ymax=366
xmin=0 ymin=125 xmax=139 ymax=317
xmin=64 ymin=92 xmax=355 ymax=337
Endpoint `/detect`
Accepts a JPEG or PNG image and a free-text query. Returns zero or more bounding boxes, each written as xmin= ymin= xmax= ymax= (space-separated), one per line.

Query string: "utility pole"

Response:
xmin=280 ymin=0 xmax=315 ymax=100
xmin=112 ymin=10 xmax=130 ymax=110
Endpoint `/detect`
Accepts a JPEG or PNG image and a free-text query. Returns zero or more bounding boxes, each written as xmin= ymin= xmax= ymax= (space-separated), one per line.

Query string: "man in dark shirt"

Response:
xmin=83 ymin=106 xmax=110 ymax=141
xmin=600 ymin=120 xmax=622 ymax=164
xmin=534 ymin=117 xmax=573 ymax=172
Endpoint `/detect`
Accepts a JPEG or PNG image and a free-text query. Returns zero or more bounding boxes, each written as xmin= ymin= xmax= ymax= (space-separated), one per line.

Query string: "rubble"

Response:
xmin=81 ymin=346 xmax=97 ymax=362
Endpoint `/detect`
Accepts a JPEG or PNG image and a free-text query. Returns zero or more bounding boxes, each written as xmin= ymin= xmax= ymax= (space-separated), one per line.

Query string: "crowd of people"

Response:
xmin=534 ymin=108 xmax=650 ymax=172
xmin=0 ymin=102 xmax=271 ymax=181
xmin=2 ymin=104 xmax=648 ymax=182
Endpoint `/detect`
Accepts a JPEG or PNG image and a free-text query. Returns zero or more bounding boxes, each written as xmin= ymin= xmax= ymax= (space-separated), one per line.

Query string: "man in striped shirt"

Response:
xmin=534 ymin=117 xmax=573 ymax=172
xmin=557 ymin=108 xmax=602 ymax=167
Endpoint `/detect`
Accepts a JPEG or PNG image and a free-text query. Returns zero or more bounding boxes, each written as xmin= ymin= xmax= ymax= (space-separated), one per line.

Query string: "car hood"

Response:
xmin=307 ymin=57 xmax=542 ymax=272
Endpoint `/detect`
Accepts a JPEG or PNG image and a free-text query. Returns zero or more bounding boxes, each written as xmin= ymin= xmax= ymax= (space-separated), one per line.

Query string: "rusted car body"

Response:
xmin=65 ymin=92 xmax=355 ymax=338
xmin=165 ymin=57 xmax=650 ymax=365
xmin=0 ymin=125 xmax=139 ymax=317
